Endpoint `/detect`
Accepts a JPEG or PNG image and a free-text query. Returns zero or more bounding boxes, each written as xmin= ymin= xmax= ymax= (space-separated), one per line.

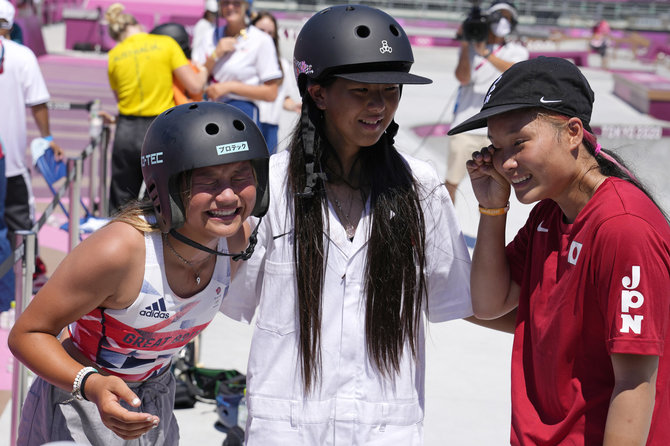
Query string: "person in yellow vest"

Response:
xmin=106 ymin=3 xmax=208 ymax=213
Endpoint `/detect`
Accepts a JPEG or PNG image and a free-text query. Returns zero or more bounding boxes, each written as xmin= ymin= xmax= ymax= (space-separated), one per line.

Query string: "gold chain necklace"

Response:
xmin=163 ymin=234 xmax=212 ymax=285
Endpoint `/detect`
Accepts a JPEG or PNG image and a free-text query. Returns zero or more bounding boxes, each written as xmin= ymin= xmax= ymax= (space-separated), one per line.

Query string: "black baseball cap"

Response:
xmin=448 ymin=56 xmax=595 ymax=135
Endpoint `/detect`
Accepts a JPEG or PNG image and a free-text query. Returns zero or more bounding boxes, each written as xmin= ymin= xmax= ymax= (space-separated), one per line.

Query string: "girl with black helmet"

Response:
xmin=227 ymin=5 xmax=472 ymax=444
xmin=9 ymin=102 xmax=269 ymax=445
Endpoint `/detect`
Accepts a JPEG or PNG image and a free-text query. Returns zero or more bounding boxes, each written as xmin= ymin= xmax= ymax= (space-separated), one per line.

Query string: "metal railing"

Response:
xmin=269 ymin=0 xmax=670 ymax=28
xmin=0 ymin=99 xmax=111 ymax=446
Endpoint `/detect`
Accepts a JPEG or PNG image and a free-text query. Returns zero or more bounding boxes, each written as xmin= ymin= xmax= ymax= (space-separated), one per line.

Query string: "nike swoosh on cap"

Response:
xmin=539 ymin=96 xmax=562 ymax=104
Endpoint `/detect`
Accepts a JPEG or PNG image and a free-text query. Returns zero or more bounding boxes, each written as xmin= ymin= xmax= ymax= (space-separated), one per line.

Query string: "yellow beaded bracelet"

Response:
xmin=478 ymin=202 xmax=510 ymax=216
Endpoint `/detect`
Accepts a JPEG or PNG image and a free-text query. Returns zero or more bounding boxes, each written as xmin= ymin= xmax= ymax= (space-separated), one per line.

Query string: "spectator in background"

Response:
xmin=9 ymin=19 xmax=21 ymax=43
xmin=0 ymin=0 xmax=62 ymax=299
xmin=251 ymin=10 xmax=301 ymax=154
xmin=192 ymin=0 xmax=217 ymax=53
xmin=445 ymin=0 xmax=528 ymax=203
xmin=150 ymin=22 xmax=204 ymax=105
xmin=105 ymin=3 xmax=208 ymax=213
xmin=0 ymin=137 xmax=11 ymax=306
xmin=590 ymin=19 xmax=611 ymax=69
xmin=192 ymin=0 xmax=282 ymax=125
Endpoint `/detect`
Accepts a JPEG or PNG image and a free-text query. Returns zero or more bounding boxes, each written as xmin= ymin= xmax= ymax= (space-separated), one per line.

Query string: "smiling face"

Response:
xmin=308 ymin=78 xmax=400 ymax=155
xmin=180 ymin=161 xmax=256 ymax=241
xmin=487 ymin=109 xmax=583 ymax=207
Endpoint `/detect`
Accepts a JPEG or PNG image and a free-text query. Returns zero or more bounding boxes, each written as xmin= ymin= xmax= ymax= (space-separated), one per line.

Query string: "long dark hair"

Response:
xmin=288 ymin=85 xmax=428 ymax=393
xmin=250 ymin=11 xmax=283 ymax=80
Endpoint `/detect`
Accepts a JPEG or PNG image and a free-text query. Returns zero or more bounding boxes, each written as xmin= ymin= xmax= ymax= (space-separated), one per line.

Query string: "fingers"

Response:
xmin=87 ymin=375 xmax=160 ymax=440
xmin=216 ymin=37 xmax=236 ymax=55
xmin=115 ymin=381 xmax=142 ymax=409
xmin=467 ymin=146 xmax=496 ymax=175
xmin=105 ymin=414 xmax=158 ymax=440
xmin=466 ymin=145 xmax=512 ymax=207
xmin=50 ymin=142 xmax=65 ymax=160
xmin=205 ymin=82 xmax=231 ymax=101
xmin=472 ymin=145 xmax=495 ymax=163
xmin=205 ymin=84 xmax=219 ymax=101
xmin=103 ymin=412 xmax=159 ymax=440
xmin=98 ymin=110 xmax=116 ymax=125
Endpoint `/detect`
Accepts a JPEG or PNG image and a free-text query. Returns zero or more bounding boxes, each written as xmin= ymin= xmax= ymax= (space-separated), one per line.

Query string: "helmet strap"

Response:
xmin=168 ymin=220 xmax=261 ymax=262
xmin=295 ymin=102 xmax=326 ymax=198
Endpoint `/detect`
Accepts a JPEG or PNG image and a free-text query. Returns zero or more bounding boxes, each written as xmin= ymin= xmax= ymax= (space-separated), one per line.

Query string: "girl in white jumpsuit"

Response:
xmin=226 ymin=5 xmax=473 ymax=445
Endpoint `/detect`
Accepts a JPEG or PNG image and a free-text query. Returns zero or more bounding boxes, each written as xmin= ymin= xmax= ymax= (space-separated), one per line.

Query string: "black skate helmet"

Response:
xmin=150 ymin=22 xmax=191 ymax=59
xmin=293 ymin=4 xmax=431 ymax=95
xmin=141 ymin=102 xmax=269 ymax=234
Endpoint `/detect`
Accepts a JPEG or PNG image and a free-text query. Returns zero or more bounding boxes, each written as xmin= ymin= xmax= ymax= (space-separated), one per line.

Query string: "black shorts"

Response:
xmin=5 ymin=173 xmax=33 ymax=242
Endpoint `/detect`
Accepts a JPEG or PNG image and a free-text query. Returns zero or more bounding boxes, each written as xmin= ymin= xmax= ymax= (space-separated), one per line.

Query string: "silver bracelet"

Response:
xmin=69 ymin=366 xmax=98 ymax=402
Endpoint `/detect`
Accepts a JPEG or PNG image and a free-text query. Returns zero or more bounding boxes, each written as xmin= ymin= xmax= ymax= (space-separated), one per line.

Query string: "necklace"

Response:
xmin=327 ymin=185 xmax=356 ymax=240
xmin=163 ymin=234 xmax=212 ymax=285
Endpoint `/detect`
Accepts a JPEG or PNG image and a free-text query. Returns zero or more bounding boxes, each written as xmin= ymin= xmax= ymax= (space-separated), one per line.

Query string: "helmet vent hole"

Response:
xmin=205 ymin=123 xmax=219 ymax=135
xmin=389 ymin=25 xmax=400 ymax=37
xmin=355 ymin=25 xmax=370 ymax=38
xmin=233 ymin=119 xmax=245 ymax=131
xmin=189 ymin=103 xmax=198 ymax=110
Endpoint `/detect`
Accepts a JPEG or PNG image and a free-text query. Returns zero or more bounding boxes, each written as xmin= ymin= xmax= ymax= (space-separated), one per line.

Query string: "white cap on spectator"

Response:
xmin=0 ymin=0 xmax=14 ymax=29
xmin=205 ymin=0 xmax=217 ymax=13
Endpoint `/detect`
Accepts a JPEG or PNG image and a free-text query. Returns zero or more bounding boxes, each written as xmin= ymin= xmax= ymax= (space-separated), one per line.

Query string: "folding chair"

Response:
xmin=33 ymin=142 xmax=109 ymax=237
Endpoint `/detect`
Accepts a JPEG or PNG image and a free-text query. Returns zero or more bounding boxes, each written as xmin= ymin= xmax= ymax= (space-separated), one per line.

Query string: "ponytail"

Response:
xmin=582 ymin=129 xmax=669 ymax=221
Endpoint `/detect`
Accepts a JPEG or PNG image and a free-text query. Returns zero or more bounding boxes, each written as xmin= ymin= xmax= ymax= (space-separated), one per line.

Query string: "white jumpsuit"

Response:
xmin=225 ymin=150 xmax=473 ymax=445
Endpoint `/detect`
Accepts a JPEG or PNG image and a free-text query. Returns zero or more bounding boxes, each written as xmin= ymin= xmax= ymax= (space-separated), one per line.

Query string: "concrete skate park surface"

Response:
xmin=2 ymin=14 xmax=670 ymax=446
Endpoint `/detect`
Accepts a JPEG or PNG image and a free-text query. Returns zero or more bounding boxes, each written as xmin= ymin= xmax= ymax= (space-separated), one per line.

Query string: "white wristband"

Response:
xmin=71 ymin=366 xmax=98 ymax=401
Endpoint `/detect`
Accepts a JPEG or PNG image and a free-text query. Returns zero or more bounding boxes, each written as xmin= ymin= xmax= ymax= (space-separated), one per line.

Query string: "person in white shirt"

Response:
xmin=191 ymin=0 xmax=217 ymax=54
xmin=445 ymin=0 xmax=528 ymax=203
xmin=226 ymin=6 xmax=473 ymax=445
xmin=251 ymin=11 xmax=301 ymax=154
xmin=193 ymin=0 xmax=282 ymax=125
xmin=0 ymin=0 xmax=62 ymax=298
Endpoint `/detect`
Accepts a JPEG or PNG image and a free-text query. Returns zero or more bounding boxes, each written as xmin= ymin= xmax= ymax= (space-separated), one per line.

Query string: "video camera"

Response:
xmin=460 ymin=1 xmax=489 ymax=42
